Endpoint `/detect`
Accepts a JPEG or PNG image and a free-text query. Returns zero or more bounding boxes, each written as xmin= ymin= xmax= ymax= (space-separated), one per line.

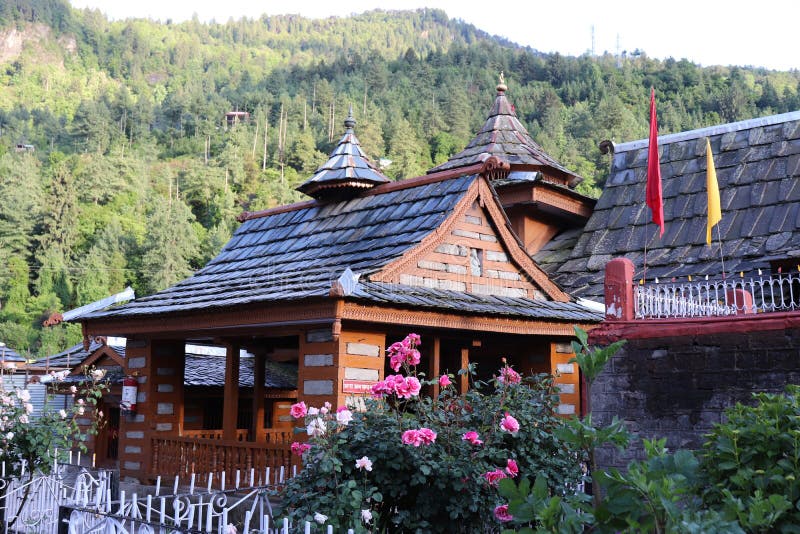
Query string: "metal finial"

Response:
xmin=497 ymin=71 xmax=507 ymax=93
xmin=344 ymin=104 xmax=356 ymax=130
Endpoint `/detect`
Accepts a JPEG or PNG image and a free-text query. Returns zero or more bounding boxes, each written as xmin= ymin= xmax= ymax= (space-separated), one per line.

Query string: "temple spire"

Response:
xmin=296 ymin=107 xmax=390 ymax=200
xmin=428 ymin=71 xmax=582 ymax=186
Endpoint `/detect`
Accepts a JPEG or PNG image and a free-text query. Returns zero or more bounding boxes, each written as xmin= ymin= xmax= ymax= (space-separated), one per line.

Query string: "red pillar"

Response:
xmin=605 ymin=258 xmax=635 ymax=321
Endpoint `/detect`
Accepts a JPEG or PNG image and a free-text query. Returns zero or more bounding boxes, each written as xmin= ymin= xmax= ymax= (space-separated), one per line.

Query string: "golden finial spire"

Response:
xmin=497 ymin=71 xmax=507 ymax=93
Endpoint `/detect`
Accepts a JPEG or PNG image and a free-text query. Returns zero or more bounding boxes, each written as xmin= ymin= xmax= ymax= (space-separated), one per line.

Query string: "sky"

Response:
xmin=68 ymin=0 xmax=799 ymax=72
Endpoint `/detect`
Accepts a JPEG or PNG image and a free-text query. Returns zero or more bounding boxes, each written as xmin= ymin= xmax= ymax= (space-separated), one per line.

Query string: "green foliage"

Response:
xmin=498 ymin=475 xmax=594 ymax=533
xmin=701 ymin=386 xmax=800 ymax=532
xmin=570 ymin=325 xmax=626 ymax=386
xmin=0 ymin=4 xmax=798 ymax=356
xmin=502 ymin=332 xmax=798 ymax=533
xmin=0 ymin=365 xmax=108 ymax=473
xmin=277 ymin=334 xmax=582 ymax=533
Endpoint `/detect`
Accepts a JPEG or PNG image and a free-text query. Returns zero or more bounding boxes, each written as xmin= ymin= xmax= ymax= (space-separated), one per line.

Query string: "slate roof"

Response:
xmin=538 ymin=111 xmax=800 ymax=300
xmin=296 ymin=108 xmax=390 ymax=199
xmin=429 ymin=79 xmax=582 ymax=184
xmin=353 ymin=282 xmax=603 ymax=322
xmin=183 ymin=353 xmax=297 ymax=389
xmin=44 ymin=340 xmax=126 ymax=369
xmin=84 ymin=175 xmax=476 ymax=319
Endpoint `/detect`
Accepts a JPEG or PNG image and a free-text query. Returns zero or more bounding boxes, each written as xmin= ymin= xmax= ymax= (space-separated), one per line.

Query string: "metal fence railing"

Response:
xmin=634 ymin=272 xmax=800 ymax=319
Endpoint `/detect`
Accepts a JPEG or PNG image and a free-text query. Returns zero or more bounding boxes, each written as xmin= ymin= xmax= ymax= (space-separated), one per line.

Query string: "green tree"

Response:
xmin=140 ymin=196 xmax=200 ymax=294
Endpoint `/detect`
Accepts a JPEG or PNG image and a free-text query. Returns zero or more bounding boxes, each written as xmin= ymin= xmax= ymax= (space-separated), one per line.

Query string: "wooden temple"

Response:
xmin=76 ymin=79 xmax=602 ymax=482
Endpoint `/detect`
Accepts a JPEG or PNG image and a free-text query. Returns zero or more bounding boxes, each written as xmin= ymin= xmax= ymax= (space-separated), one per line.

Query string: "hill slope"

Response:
xmin=0 ymin=0 xmax=798 ymax=356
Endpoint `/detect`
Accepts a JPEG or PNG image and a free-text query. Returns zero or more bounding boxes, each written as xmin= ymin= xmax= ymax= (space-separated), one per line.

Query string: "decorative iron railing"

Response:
xmin=634 ymin=272 xmax=800 ymax=319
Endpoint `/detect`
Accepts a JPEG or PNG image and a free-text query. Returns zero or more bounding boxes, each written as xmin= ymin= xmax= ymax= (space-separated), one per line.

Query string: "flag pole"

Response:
xmin=645 ymin=87 xmax=664 ymax=284
xmin=716 ymin=225 xmax=726 ymax=280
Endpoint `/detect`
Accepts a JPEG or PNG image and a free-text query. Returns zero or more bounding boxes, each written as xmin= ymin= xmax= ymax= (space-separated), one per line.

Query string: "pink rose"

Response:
xmin=389 ymin=352 xmax=404 ymax=372
xmin=387 ymin=334 xmax=423 ymax=371
xmin=438 ymin=375 xmax=451 ymax=387
xmin=289 ymin=402 xmax=307 ymax=419
xmin=418 ymin=427 xmax=437 ymax=444
xmin=483 ymin=469 xmax=507 ymax=486
xmin=406 ymin=376 xmax=421 ymax=397
xmin=500 ymin=412 xmax=520 ymax=436
xmin=498 ymin=366 xmax=521 ymax=385
xmin=494 ymin=504 xmax=513 ymax=522
xmin=402 ymin=429 xmax=422 ymax=446
xmin=505 ymin=459 xmax=519 ymax=478
xmin=461 ymin=431 xmax=483 ymax=446
xmin=371 ymin=380 xmax=392 ymax=398
xmin=290 ymin=441 xmax=311 ymax=457
xmin=402 ymin=428 xmax=436 ymax=446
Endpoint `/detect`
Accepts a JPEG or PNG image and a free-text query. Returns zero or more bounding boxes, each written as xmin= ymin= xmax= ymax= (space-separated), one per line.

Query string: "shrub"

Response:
xmin=701 ymin=385 xmax=800 ymax=532
xmin=276 ymin=334 xmax=582 ymax=533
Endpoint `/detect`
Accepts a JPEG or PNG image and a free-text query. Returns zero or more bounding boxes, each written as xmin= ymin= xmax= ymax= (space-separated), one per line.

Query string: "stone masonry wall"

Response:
xmin=591 ymin=328 xmax=800 ymax=471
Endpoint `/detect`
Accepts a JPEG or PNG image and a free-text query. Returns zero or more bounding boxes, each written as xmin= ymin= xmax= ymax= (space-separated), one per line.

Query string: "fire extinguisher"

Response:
xmin=121 ymin=374 xmax=138 ymax=413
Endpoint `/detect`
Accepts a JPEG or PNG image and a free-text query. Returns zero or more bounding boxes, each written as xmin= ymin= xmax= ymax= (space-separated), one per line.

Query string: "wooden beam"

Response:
xmin=223 ymin=342 xmax=240 ymax=441
xmin=460 ymin=346 xmax=469 ymax=394
xmin=430 ymin=336 xmax=441 ymax=398
xmin=252 ymin=351 xmax=266 ymax=441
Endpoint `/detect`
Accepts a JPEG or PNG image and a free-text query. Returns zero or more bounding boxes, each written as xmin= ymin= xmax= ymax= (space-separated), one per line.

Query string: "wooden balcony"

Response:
xmin=152 ymin=429 xmax=294 ymax=482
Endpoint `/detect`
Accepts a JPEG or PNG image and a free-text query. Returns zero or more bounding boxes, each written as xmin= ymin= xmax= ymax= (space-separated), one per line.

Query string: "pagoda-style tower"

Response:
xmin=429 ymin=74 xmax=595 ymax=255
xmin=296 ymin=107 xmax=390 ymax=200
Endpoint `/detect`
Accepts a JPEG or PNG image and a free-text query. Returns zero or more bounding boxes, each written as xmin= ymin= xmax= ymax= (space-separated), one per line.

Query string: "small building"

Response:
xmin=14 ymin=143 xmax=34 ymax=153
xmin=76 ymin=79 xmax=602 ymax=482
xmin=225 ymin=111 xmax=250 ymax=127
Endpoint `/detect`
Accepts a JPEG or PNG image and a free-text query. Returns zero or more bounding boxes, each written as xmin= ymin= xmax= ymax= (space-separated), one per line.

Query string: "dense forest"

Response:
xmin=0 ymin=0 xmax=798 ymax=357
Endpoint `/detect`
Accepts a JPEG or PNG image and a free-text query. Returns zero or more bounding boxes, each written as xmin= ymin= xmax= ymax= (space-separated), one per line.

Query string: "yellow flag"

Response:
xmin=706 ymin=138 xmax=721 ymax=245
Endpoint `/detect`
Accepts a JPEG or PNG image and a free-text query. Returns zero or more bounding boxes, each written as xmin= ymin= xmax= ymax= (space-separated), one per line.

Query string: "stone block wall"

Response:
xmin=591 ymin=328 xmax=800 ymax=470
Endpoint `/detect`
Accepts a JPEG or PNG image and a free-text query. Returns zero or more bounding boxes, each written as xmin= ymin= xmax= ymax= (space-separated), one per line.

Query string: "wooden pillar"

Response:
xmin=551 ymin=341 xmax=580 ymax=417
xmin=223 ymin=342 xmax=240 ymax=441
xmin=429 ymin=337 xmax=441 ymax=397
xmin=459 ymin=346 xmax=469 ymax=394
xmin=251 ymin=351 xmax=266 ymax=441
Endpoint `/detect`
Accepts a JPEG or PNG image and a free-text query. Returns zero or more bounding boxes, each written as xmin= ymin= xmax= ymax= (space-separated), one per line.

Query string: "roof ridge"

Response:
xmin=613 ymin=110 xmax=800 ymax=153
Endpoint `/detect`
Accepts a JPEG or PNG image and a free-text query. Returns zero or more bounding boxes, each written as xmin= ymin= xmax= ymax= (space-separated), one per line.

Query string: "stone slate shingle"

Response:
xmin=536 ymin=111 xmax=800 ymax=300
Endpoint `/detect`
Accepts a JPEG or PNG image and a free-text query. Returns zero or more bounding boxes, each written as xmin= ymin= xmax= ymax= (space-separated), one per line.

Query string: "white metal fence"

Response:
xmin=634 ymin=272 xmax=800 ymax=318
xmin=0 ymin=455 xmax=112 ymax=534
xmin=0 ymin=457 xmax=357 ymax=534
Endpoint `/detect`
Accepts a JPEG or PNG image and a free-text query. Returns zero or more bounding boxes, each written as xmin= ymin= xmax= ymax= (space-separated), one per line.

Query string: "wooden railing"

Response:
xmin=152 ymin=429 xmax=295 ymax=481
xmin=181 ymin=429 xmax=249 ymax=441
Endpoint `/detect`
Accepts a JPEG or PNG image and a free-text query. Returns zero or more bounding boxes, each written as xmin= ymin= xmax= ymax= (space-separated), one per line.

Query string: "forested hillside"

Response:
xmin=1 ymin=0 xmax=798 ymax=357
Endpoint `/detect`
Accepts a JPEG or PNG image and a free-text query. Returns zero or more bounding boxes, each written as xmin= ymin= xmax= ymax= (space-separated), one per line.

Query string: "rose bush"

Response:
xmin=0 ymin=366 xmax=108 ymax=473
xmin=0 ymin=366 xmax=108 ymax=530
xmin=276 ymin=334 xmax=582 ymax=533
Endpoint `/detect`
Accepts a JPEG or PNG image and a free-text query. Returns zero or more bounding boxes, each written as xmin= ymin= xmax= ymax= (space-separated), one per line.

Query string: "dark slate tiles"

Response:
xmin=86 ymin=175 xmax=477 ymax=319
xmin=545 ymin=115 xmax=800 ymax=300
xmin=353 ymin=282 xmax=603 ymax=322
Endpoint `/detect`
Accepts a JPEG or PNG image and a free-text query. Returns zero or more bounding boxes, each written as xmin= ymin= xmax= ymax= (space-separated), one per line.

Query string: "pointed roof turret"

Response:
xmin=296 ymin=106 xmax=390 ymax=200
xmin=429 ymin=73 xmax=582 ymax=186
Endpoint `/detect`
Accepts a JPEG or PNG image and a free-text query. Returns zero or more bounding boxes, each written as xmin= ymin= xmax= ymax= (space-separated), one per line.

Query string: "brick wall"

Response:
xmin=591 ymin=328 xmax=800 ymax=470
xmin=397 ymin=202 xmax=545 ymax=299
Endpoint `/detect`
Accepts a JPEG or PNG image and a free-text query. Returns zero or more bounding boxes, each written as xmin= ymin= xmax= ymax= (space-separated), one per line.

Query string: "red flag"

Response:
xmin=647 ymin=87 xmax=664 ymax=236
